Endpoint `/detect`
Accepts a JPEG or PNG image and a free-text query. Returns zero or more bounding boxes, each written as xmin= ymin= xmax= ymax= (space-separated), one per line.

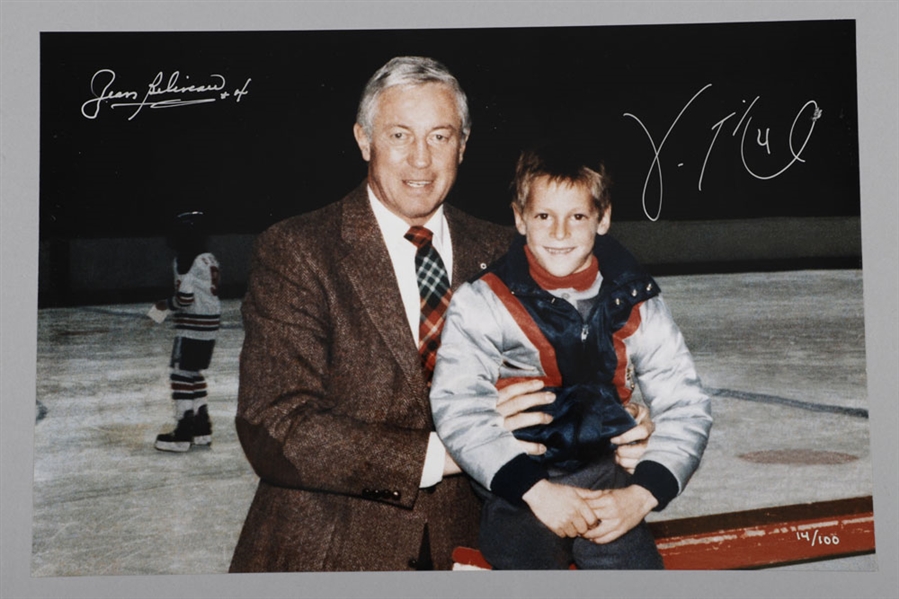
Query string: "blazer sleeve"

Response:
xmin=234 ymin=223 xmax=430 ymax=509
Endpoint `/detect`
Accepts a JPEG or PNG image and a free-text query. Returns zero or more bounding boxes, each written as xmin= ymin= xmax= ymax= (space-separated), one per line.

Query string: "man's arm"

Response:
xmin=235 ymin=225 xmax=430 ymax=508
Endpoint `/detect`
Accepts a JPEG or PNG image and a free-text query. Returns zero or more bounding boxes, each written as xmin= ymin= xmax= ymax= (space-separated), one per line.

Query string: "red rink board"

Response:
xmin=453 ymin=496 xmax=875 ymax=570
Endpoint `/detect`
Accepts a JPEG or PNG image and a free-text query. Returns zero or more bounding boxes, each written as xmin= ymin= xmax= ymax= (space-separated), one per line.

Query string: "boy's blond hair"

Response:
xmin=512 ymin=144 xmax=612 ymax=215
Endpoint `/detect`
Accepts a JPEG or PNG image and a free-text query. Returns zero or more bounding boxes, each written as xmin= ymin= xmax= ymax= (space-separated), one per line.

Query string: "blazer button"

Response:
xmin=390 ymin=490 xmax=401 ymax=500
xmin=408 ymin=558 xmax=419 ymax=569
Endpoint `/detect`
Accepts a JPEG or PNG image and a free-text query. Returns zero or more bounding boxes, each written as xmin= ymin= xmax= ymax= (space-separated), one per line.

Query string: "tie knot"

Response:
xmin=405 ymin=226 xmax=434 ymax=249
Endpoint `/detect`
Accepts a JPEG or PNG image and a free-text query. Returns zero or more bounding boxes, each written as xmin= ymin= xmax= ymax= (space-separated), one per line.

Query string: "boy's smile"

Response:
xmin=513 ymin=176 xmax=611 ymax=279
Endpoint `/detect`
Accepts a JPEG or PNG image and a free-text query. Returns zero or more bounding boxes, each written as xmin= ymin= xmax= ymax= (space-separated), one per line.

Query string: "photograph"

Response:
xmin=3 ymin=2 xmax=897 ymax=599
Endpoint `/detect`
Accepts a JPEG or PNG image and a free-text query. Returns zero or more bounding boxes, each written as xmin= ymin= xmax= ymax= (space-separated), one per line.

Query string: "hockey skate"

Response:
xmin=192 ymin=404 xmax=213 ymax=447
xmin=154 ymin=410 xmax=195 ymax=452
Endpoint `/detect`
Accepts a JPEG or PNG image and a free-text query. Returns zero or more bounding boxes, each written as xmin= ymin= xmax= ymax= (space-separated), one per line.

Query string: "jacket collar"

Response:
xmin=497 ymin=233 xmax=650 ymax=298
xmin=338 ymin=180 xmax=480 ymax=291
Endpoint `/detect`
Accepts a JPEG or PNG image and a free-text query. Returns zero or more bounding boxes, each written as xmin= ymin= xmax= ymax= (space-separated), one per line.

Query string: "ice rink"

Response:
xmin=30 ymin=269 xmax=875 ymax=576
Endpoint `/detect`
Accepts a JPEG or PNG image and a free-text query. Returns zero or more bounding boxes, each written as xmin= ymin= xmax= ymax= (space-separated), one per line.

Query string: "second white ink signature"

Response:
xmin=624 ymin=84 xmax=822 ymax=221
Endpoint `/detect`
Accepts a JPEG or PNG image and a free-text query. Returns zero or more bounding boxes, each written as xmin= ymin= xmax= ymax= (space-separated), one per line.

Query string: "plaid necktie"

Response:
xmin=405 ymin=226 xmax=451 ymax=382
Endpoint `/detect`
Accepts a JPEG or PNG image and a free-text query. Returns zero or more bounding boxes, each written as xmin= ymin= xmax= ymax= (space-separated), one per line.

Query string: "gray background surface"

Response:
xmin=2 ymin=2 xmax=897 ymax=598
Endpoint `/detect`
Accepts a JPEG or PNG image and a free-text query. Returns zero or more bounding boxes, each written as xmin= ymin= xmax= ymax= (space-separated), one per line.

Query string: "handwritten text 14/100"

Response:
xmin=796 ymin=530 xmax=840 ymax=547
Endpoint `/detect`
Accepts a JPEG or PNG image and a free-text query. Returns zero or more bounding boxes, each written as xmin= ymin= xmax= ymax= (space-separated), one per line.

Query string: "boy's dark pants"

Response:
xmin=475 ymin=453 xmax=664 ymax=570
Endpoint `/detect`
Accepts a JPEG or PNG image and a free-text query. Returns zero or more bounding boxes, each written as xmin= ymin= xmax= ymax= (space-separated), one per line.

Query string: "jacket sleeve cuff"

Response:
xmin=489 ymin=454 xmax=549 ymax=505
xmin=631 ymin=460 xmax=680 ymax=511
xmin=418 ymin=432 xmax=445 ymax=489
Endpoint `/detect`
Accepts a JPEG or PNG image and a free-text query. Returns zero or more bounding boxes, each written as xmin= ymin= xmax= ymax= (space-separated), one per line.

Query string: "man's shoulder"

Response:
xmin=258 ymin=184 xmax=366 ymax=245
xmin=265 ymin=204 xmax=338 ymax=239
xmin=445 ymin=204 xmax=510 ymax=234
xmin=445 ymin=204 xmax=514 ymax=254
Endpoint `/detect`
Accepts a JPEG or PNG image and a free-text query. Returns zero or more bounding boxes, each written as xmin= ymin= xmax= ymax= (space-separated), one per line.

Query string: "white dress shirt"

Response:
xmin=368 ymin=187 xmax=451 ymax=488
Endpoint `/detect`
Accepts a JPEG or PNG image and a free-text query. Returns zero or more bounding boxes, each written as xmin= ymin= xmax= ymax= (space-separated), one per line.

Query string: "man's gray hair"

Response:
xmin=356 ymin=56 xmax=471 ymax=139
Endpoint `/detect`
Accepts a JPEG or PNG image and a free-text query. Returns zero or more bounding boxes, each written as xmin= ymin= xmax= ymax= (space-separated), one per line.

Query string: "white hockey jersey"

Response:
xmin=168 ymin=252 xmax=221 ymax=341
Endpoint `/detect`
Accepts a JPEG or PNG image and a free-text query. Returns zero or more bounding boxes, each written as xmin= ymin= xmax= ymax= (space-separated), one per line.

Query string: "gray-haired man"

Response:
xmin=230 ymin=56 xmax=652 ymax=572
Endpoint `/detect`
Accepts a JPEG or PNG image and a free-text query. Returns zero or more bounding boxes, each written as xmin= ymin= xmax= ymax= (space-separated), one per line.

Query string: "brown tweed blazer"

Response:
xmin=230 ymin=181 xmax=513 ymax=571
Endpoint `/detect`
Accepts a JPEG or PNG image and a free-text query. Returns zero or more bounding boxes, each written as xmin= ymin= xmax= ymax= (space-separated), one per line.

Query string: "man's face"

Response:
xmin=513 ymin=176 xmax=611 ymax=278
xmin=354 ymin=82 xmax=467 ymax=226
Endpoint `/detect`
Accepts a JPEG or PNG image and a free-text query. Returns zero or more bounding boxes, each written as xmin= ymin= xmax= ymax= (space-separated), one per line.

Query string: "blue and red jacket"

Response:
xmin=481 ymin=234 xmax=657 ymax=469
xmin=431 ymin=234 xmax=712 ymax=508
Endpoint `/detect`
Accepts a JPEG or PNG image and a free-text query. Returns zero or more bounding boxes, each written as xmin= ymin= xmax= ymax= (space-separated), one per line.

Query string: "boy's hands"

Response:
xmin=493 ymin=381 xmax=658 ymax=542
xmin=611 ymin=402 xmax=654 ymax=473
xmin=522 ymin=480 xmax=601 ymax=538
xmin=578 ymin=485 xmax=658 ymax=544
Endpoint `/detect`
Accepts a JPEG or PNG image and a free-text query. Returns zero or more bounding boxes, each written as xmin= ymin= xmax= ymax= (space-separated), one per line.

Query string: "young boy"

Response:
xmin=152 ymin=211 xmax=221 ymax=453
xmin=430 ymin=145 xmax=712 ymax=569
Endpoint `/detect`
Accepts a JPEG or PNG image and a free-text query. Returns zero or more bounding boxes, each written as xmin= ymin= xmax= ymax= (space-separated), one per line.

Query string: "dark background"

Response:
xmin=38 ymin=20 xmax=861 ymax=305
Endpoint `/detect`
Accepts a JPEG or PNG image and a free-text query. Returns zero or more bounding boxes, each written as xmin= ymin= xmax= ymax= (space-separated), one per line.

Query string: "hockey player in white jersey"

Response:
xmin=152 ymin=211 xmax=221 ymax=452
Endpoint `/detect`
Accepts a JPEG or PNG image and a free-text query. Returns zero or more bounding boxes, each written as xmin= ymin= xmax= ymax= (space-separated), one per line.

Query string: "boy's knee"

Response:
xmin=573 ymin=522 xmax=663 ymax=570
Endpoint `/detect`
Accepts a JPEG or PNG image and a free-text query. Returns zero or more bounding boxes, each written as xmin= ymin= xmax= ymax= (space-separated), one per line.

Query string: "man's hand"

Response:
xmin=578 ymin=485 xmax=658 ymax=544
xmin=612 ymin=402 xmax=654 ymax=473
xmin=496 ymin=378 xmax=554 ymax=456
xmin=522 ymin=479 xmax=601 ymax=538
xmin=440 ymin=379 xmax=552 ymax=476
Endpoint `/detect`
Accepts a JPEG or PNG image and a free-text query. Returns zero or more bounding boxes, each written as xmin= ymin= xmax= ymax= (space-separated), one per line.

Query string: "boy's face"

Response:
xmin=514 ymin=176 xmax=611 ymax=278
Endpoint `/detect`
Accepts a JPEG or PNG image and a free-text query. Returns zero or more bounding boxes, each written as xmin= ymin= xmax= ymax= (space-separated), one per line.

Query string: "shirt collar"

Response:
xmin=367 ymin=185 xmax=449 ymax=252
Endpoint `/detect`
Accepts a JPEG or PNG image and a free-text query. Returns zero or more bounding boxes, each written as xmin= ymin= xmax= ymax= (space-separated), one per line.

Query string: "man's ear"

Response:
xmin=353 ymin=123 xmax=371 ymax=162
xmin=596 ymin=205 xmax=612 ymax=235
xmin=457 ymin=131 xmax=469 ymax=165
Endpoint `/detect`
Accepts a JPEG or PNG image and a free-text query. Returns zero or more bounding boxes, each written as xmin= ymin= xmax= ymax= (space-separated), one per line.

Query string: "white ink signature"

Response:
xmin=81 ymin=69 xmax=252 ymax=121
xmin=624 ymin=84 xmax=822 ymax=221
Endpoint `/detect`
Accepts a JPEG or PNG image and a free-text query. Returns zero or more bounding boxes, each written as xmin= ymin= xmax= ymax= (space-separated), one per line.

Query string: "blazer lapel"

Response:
xmin=445 ymin=204 xmax=494 ymax=289
xmin=337 ymin=184 xmax=428 ymax=398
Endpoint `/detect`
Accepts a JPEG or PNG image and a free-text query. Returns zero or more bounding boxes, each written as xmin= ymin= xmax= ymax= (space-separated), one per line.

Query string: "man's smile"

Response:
xmin=404 ymin=179 xmax=433 ymax=188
